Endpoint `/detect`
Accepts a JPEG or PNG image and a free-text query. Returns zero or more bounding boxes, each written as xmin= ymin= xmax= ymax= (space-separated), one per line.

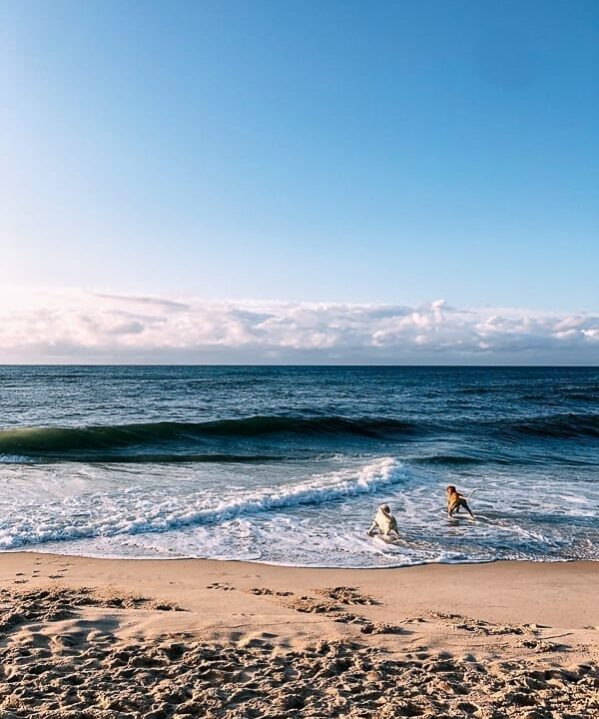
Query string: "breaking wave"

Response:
xmin=0 ymin=417 xmax=423 ymax=461
xmin=0 ymin=457 xmax=404 ymax=550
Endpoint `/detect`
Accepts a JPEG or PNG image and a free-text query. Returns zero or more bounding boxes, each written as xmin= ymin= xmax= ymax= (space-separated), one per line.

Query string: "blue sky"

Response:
xmin=0 ymin=1 xmax=597 ymax=363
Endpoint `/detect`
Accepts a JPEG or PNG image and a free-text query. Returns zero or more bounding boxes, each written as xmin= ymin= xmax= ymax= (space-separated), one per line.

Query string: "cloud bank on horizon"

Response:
xmin=1 ymin=290 xmax=597 ymax=365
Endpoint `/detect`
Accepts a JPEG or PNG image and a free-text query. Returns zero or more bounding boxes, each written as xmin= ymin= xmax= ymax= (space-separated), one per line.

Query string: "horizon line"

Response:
xmin=1 ymin=363 xmax=597 ymax=369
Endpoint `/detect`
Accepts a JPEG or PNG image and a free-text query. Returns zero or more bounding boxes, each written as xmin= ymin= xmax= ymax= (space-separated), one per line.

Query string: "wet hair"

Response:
xmin=381 ymin=504 xmax=391 ymax=513
xmin=446 ymin=485 xmax=456 ymax=493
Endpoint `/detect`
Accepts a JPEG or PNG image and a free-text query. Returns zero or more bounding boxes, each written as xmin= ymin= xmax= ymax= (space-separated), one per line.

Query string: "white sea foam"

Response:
xmin=0 ymin=457 xmax=404 ymax=551
xmin=0 ymin=454 xmax=32 ymax=464
xmin=1 ymin=456 xmax=597 ymax=567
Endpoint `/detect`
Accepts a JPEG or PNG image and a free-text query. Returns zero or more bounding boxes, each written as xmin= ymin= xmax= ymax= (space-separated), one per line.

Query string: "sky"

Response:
xmin=0 ymin=0 xmax=597 ymax=364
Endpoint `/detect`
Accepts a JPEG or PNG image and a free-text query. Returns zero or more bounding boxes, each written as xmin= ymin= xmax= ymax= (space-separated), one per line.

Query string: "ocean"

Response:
xmin=0 ymin=365 xmax=597 ymax=567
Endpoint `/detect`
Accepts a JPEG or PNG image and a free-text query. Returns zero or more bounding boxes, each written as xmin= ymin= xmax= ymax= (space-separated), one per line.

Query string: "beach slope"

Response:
xmin=0 ymin=554 xmax=597 ymax=717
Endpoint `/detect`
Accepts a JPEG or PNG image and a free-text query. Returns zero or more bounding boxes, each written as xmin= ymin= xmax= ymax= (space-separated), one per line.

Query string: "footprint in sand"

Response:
xmin=206 ymin=582 xmax=235 ymax=591
xmin=48 ymin=574 xmax=65 ymax=579
xmin=360 ymin=621 xmax=405 ymax=635
xmin=239 ymin=632 xmax=276 ymax=650
xmin=316 ymin=586 xmax=380 ymax=606
xmin=248 ymin=587 xmax=404 ymax=636
xmin=248 ymin=587 xmax=293 ymax=597
xmin=430 ymin=611 xmax=532 ymax=637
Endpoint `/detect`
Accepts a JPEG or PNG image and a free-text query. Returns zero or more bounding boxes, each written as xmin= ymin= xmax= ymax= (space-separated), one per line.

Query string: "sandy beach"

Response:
xmin=0 ymin=554 xmax=597 ymax=718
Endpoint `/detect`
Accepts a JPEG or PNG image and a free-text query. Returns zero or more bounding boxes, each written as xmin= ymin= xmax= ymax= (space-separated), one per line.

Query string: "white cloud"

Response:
xmin=0 ymin=289 xmax=597 ymax=364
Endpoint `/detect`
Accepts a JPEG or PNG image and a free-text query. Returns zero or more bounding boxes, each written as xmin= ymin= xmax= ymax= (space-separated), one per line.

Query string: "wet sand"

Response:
xmin=0 ymin=554 xmax=597 ymax=717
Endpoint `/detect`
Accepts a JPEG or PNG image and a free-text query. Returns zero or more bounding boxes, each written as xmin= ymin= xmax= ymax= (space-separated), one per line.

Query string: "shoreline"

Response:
xmin=3 ymin=547 xmax=595 ymax=568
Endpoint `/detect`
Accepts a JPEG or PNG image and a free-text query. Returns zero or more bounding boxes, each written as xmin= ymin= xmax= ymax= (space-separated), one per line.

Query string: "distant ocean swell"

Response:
xmin=504 ymin=413 xmax=599 ymax=439
xmin=0 ymin=412 xmax=597 ymax=463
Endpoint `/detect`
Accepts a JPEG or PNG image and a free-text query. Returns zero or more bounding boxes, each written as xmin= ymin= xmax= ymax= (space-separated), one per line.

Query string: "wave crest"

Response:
xmin=0 ymin=416 xmax=421 ymax=460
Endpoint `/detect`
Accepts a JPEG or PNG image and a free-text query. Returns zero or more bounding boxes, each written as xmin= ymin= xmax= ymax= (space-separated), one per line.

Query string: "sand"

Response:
xmin=0 ymin=554 xmax=597 ymax=718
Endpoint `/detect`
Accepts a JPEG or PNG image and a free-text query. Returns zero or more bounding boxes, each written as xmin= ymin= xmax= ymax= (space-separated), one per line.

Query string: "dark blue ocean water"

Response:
xmin=0 ymin=366 xmax=597 ymax=566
